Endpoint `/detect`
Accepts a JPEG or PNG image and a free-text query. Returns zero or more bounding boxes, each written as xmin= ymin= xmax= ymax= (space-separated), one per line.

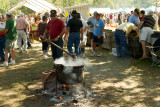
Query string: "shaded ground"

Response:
xmin=0 ymin=42 xmax=160 ymax=107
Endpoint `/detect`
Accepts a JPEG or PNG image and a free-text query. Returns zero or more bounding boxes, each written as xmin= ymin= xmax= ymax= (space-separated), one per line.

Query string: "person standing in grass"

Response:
xmin=0 ymin=14 xmax=6 ymax=62
xmin=64 ymin=10 xmax=83 ymax=57
xmin=39 ymin=16 xmax=49 ymax=59
xmin=138 ymin=11 xmax=155 ymax=60
xmin=77 ymin=13 xmax=88 ymax=58
xmin=92 ymin=12 xmax=105 ymax=57
xmin=128 ymin=8 xmax=140 ymax=26
xmin=42 ymin=10 xmax=65 ymax=61
xmin=0 ymin=12 xmax=17 ymax=67
xmin=87 ymin=11 xmax=97 ymax=54
xmin=16 ymin=12 xmax=29 ymax=52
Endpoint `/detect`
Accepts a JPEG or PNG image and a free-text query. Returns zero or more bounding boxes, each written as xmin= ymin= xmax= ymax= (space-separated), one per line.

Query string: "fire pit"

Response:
xmin=42 ymin=58 xmax=96 ymax=106
xmin=42 ymin=83 xmax=95 ymax=105
xmin=55 ymin=64 xmax=84 ymax=85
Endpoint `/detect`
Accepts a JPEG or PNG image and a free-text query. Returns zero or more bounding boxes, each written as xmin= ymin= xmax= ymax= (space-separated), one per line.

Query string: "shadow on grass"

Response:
xmin=0 ymin=43 xmax=54 ymax=107
xmin=1 ymin=44 xmax=160 ymax=107
xmin=84 ymin=49 xmax=160 ymax=107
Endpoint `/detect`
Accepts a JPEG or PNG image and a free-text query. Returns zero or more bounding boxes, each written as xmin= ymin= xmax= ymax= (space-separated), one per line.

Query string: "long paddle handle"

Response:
xmin=48 ymin=41 xmax=73 ymax=57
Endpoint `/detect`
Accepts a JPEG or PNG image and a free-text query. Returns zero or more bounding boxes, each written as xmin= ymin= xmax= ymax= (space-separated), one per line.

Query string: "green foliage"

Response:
xmin=0 ymin=0 xmax=158 ymax=14
xmin=0 ymin=0 xmax=10 ymax=13
xmin=51 ymin=0 xmax=157 ymax=9
xmin=19 ymin=6 xmax=35 ymax=15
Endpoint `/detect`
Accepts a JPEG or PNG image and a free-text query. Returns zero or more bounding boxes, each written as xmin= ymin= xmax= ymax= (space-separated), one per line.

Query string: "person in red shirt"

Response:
xmin=139 ymin=10 xmax=145 ymax=21
xmin=43 ymin=10 xmax=65 ymax=61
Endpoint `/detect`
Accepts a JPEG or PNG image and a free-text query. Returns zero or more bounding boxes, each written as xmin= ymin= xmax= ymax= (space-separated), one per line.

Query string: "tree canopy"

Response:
xmin=0 ymin=0 xmax=158 ymax=14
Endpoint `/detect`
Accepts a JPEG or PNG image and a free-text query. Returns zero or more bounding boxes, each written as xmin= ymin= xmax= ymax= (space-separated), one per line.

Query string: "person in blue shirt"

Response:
xmin=92 ymin=13 xmax=105 ymax=57
xmin=129 ymin=8 xmax=140 ymax=26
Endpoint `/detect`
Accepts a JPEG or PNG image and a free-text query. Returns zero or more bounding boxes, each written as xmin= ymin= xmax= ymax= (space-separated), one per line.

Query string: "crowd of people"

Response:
xmin=0 ymin=10 xmax=88 ymax=67
xmin=115 ymin=8 xmax=156 ymax=60
xmin=0 ymin=8 xmax=159 ymax=67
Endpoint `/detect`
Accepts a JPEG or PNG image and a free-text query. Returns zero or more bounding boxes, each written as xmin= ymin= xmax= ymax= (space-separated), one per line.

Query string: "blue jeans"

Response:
xmin=79 ymin=47 xmax=85 ymax=54
xmin=51 ymin=38 xmax=63 ymax=60
xmin=0 ymin=36 xmax=6 ymax=60
xmin=0 ymin=36 xmax=11 ymax=60
xmin=114 ymin=30 xmax=127 ymax=56
xmin=67 ymin=32 xmax=80 ymax=56
xmin=22 ymin=38 xmax=32 ymax=47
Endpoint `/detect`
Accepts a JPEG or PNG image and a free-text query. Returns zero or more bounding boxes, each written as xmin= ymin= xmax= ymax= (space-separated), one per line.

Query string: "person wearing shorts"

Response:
xmin=138 ymin=11 xmax=155 ymax=60
xmin=87 ymin=11 xmax=97 ymax=53
xmin=92 ymin=12 xmax=105 ymax=57
xmin=0 ymin=12 xmax=17 ymax=67
xmin=38 ymin=16 xmax=49 ymax=59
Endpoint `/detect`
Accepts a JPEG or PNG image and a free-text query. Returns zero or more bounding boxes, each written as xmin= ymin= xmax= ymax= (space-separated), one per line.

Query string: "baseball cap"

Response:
xmin=50 ymin=10 xmax=57 ymax=15
xmin=50 ymin=10 xmax=57 ymax=17
xmin=148 ymin=11 xmax=154 ymax=16
xmin=6 ymin=12 xmax=12 ymax=16
xmin=72 ymin=10 xmax=77 ymax=15
xmin=93 ymin=11 xmax=98 ymax=16
xmin=134 ymin=8 xmax=140 ymax=14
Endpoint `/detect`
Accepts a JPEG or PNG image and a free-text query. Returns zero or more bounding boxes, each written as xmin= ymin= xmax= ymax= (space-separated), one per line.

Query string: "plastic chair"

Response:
xmin=147 ymin=46 xmax=160 ymax=67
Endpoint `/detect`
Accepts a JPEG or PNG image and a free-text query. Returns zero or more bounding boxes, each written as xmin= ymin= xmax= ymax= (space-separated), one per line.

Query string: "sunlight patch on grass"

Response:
xmin=28 ymin=81 xmax=42 ymax=90
xmin=22 ymin=58 xmax=35 ymax=61
xmin=154 ymin=96 xmax=160 ymax=101
xmin=114 ymin=77 xmax=140 ymax=89
xmin=121 ymin=66 xmax=144 ymax=74
xmin=132 ymin=103 xmax=147 ymax=107
xmin=84 ymin=72 xmax=91 ymax=75
xmin=89 ymin=61 xmax=112 ymax=65
xmin=0 ymin=60 xmax=42 ymax=73
xmin=11 ymin=60 xmax=39 ymax=69
xmin=100 ymin=68 xmax=112 ymax=72
xmin=130 ymin=88 xmax=145 ymax=93
xmin=0 ymin=89 xmax=27 ymax=107
xmin=95 ymin=82 xmax=114 ymax=89
xmin=123 ymin=95 xmax=135 ymax=101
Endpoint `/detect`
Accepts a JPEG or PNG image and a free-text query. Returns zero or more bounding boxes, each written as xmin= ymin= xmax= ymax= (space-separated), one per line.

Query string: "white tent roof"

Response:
xmin=8 ymin=0 xmax=60 ymax=13
xmin=90 ymin=8 xmax=111 ymax=14
xmin=63 ymin=4 xmax=90 ymax=21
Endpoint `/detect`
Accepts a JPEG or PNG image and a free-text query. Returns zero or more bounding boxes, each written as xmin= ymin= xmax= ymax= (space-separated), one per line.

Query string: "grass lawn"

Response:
xmin=0 ymin=42 xmax=160 ymax=107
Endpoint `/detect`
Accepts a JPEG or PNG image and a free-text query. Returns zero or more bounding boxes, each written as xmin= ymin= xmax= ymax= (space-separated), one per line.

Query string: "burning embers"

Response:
xmin=55 ymin=84 xmax=70 ymax=100
xmin=42 ymin=83 xmax=95 ymax=105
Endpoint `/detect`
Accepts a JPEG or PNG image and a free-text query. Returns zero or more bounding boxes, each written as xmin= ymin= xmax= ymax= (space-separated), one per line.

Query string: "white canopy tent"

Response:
xmin=8 ymin=0 xmax=60 ymax=13
xmin=155 ymin=0 xmax=160 ymax=12
xmin=63 ymin=4 xmax=90 ymax=21
xmin=90 ymin=8 xmax=111 ymax=14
